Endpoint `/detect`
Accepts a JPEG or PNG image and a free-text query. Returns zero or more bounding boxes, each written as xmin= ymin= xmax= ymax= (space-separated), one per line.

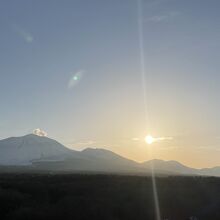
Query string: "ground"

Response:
xmin=0 ymin=174 xmax=219 ymax=220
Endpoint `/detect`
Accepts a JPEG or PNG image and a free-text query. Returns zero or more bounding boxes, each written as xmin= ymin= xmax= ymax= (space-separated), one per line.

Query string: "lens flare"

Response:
xmin=68 ymin=70 xmax=84 ymax=89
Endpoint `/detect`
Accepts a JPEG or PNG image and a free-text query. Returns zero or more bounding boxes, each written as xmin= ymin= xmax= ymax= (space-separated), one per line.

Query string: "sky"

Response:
xmin=0 ymin=0 xmax=220 ymax=168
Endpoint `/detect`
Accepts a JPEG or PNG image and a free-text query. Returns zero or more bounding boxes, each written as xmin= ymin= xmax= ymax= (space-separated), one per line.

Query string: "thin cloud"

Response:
xmin=156 ymin=136 xmax=173 ymax=141
xmin=132 ymin=138 xmax=140 ymax=141
xmin=147 ymin=11 xmax=180 ymax=23
xmin=13 ymin=25 xmax=34 ymax=43
xmin=76 ymin=140 xmax=96 ymax=146
xmin=149 ymin=136 xmax=173 ymax=144
xmin=67 ymin=140 xmax=97 ymax=147
xmin=196 ymin=146 xmax=220 ymax=151
xmin=132 ymin=136 xmax=173 ymax=143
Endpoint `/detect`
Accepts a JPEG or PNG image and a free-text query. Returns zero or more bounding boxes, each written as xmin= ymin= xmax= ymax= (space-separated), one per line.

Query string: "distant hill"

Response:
xmin=141 ymin=159 xmax=198 ymax=175
xmin=1 ymin=134 xmax=220 ymax=176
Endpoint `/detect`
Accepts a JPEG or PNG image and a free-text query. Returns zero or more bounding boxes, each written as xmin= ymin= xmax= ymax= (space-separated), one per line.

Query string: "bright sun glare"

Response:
xmin=145 ymin=135 xmax=155 ymax=145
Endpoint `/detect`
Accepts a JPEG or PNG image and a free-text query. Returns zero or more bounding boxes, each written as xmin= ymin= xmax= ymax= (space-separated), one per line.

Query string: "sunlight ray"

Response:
xmin=137 ymin=1 xmax=161 ymax=219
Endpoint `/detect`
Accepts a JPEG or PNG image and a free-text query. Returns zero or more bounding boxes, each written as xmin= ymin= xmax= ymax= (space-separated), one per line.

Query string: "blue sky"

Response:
xmin=0 ymin=0 xmax=220 ymax=167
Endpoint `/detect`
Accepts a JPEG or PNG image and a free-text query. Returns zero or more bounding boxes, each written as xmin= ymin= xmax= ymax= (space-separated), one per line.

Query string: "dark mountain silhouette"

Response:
xmin=0 ymin=134 xmax=220 ymax=176
xmin=141 ymin=159 xmax=198 ymax=175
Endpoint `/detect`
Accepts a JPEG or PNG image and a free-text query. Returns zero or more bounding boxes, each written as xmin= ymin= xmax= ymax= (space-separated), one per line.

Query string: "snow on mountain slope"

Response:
xmin=0 ymin=134 xmax=75 ymax=165
xmin=1 ymin=135 xmax=220 ymax=176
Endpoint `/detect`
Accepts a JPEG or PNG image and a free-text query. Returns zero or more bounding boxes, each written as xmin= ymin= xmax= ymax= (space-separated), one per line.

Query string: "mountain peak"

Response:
xmin=82 ymin=147 xmax=120 ymax=157
xmin=0 ymin=134 xmax=71 ymax=165
xmin=24 ymin=133 xmax=39 ymax=137
xmin=23 ymin=133 xmax=48 ymax=139
xmin=1 ymin=134 xmax=220 ymax=176
xmin=82 ymin=147 xmax=127 ymax=157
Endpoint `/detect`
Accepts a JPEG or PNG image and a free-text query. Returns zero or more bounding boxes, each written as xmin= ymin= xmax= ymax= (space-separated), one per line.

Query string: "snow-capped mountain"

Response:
xmin=1 ymin=134 xmax=220 ymax=177
xmin=0 ymin=134 xmax=74 ymax=165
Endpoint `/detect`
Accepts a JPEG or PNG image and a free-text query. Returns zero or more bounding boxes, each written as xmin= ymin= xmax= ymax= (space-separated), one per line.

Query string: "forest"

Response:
xmin=0 ymin=174 xmax=219 ymax=220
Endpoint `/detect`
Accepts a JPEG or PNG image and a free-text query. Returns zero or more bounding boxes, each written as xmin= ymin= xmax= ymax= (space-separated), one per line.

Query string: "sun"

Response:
xmin=145 ymin=135 xmax=155 ymax=144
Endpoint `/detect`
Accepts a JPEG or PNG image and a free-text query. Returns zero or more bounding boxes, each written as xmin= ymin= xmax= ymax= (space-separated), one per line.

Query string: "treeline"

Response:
xmin=0 ymin=174 xmax=219 ymax=220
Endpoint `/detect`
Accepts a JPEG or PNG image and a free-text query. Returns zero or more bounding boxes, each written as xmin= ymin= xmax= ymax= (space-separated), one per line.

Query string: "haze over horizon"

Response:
xmin=1 ymin=0 xmax=220 ymax=168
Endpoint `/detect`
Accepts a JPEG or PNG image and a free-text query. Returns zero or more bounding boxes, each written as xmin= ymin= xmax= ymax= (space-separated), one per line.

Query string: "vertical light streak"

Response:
xmin=137 ymin=1 xmax=161 ymax=220
xmin=137 ymin=0 xmax=151 ymax=131
xmin=148 ymin=146 xmax=161 ymax=220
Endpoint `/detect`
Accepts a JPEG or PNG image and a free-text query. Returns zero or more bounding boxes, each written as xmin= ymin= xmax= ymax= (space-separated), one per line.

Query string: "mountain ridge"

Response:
xmin=0 ymin=134 xmax=220 ymax=176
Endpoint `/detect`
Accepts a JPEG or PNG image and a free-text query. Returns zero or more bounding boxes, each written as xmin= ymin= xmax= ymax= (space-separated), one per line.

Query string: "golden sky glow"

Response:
xmin=1 ymin=0 xmax=220 ymax=170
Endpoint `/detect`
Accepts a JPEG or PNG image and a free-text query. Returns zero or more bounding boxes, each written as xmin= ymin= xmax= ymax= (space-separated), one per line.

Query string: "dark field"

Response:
xmin=0 ymin=174 xmax=220 ymax=220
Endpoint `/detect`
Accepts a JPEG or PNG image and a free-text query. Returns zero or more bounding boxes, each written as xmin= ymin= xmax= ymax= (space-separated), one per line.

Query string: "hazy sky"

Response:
xmin=0 ymin=0 xmax=220 ymax=168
